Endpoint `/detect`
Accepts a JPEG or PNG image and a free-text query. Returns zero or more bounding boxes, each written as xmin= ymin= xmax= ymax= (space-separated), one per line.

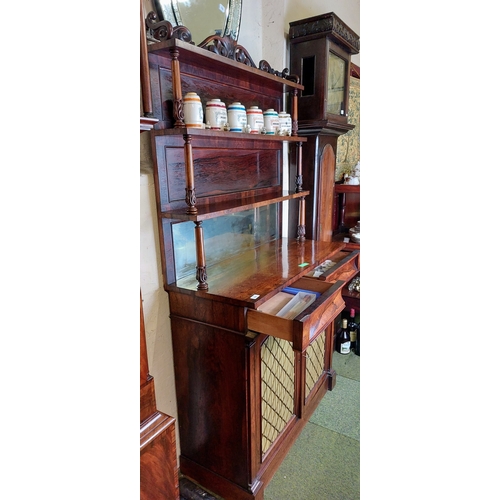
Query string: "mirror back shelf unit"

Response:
xmin=145 ymin=16 xmax=360 ymax=500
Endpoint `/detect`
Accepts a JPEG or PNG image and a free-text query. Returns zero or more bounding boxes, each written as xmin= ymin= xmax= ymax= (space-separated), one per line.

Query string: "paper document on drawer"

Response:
xmin=276 ymin=292 xmax=317 ymax=319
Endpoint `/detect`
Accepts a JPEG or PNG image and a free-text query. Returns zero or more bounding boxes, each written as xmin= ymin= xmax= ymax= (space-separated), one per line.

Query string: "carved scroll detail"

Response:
xmin=146 ymin=11 xmax=193 ymax=44
xmin=198 ymin=35 xmax=258 ymax=67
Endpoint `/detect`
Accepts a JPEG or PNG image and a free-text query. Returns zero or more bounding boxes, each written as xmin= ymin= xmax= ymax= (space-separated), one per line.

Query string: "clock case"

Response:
xmin=288 ymin=12 xmax=360 ymax=133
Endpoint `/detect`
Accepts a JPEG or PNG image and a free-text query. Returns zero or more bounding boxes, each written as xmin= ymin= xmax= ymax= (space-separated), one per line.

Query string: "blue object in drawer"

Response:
xmin=282 ymin=287 xmax=321 ymax=298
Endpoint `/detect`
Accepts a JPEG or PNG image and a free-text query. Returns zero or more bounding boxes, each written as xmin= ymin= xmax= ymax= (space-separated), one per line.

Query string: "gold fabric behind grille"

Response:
xmin=261 ymin=336 xmax=295 ymax=456
xmin=305 ymin=331 xmax=326 ymax=397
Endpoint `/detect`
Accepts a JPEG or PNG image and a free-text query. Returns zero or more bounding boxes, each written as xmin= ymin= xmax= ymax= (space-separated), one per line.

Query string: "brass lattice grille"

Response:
xmin=261 ymin=336 xmax=295 ymax=456
xmin=305 ymin=330 xmax=326 ymax=397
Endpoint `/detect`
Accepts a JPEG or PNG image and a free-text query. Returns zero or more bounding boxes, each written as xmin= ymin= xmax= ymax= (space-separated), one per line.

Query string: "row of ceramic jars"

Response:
xmin=182 ymin=92 xmax=292 ymax=135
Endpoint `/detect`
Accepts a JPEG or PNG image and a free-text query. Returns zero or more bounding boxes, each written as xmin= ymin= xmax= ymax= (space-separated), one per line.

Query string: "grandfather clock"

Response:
xmin=288 ymin=12 xmax=359 ymax=242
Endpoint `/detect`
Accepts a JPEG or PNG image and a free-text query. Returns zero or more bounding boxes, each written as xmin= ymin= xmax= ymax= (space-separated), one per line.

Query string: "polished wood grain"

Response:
xmin=170 ymin=238 xmax=346 ymax=307
xmin=317 ymin=144 xmax=336 ymax=241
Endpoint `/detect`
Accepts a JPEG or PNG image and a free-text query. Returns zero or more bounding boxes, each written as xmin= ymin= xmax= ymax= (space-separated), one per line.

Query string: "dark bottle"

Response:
xmin=338 ymin=318 xmax=351 ymax=355
xmin=354 ymin=323 xmax=360 ymax=356
xmin=348 ymin=308 xmax=358 ymax=353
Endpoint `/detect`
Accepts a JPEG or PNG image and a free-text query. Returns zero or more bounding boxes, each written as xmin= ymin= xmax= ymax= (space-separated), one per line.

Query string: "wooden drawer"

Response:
xmin=305 ymin=250 xmax=359 ymax=283
xmin=247 ymin=277 xmax=345 ymax=350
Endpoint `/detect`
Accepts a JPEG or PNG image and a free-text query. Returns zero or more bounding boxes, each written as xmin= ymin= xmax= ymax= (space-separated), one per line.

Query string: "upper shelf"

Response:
xmin=148 ymin=38 xmax=304 ymax=93
xmin=150 ymin=127 xmax=308 ymax=143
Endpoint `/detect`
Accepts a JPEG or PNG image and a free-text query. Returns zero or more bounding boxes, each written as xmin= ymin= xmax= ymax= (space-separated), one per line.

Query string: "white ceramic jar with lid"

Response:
xmin=263 ymin=109 xmax=279 ymax=135
xmin=278 ymin=111 xmax=292 ymax=135
xmin=227 ymin=102 xmax=247 ymax=132
xmin=183 ymin=92 xmax=203 ymax=128
xmin=205 ymin=98 xmax=227 ymax=130
xmin=246 ymin=106 xmax=264 ymax=134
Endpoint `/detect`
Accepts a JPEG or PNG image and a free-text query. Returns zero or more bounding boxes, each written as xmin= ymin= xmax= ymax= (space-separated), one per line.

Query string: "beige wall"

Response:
xmin=140 ymin=0 xmax=360 ymax=459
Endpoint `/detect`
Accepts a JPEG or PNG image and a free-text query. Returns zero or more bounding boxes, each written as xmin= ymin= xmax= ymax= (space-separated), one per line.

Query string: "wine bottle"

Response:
xmin=347 ymin=308 xmax=358 ymax=353
xmin=354 ymin=323 xmax=360 ymax=356
xmin=338 ymin=318 xmax=350 ymax=355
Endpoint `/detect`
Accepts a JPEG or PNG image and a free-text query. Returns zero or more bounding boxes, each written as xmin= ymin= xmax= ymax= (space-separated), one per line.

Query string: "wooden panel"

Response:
xmin=317 ymin=144 xmax=336 ymax=241
xmin=171 ymin=316 xmax=253 ymax=489
xmin=163 ymin=146 xmax=280 ymax=203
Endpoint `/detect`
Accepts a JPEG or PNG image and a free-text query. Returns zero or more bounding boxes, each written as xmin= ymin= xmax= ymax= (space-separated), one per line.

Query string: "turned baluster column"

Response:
xmin=194 ymin=222 xmax=208 ymax=290
xmin=183 ymin=133 xmax=197 ymax=214
xmin=170 ymin=47 xmax=185 ymax=127
xmin=295 ymin=141 xmax=306 ymax=241
xmin=290 ymin=88 xmax=299 ymax=137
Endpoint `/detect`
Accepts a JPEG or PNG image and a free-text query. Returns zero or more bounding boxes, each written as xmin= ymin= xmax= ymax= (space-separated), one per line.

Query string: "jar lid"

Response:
xmin=207 ymin=99 xmax=226 ymax=107
xmin=184 ymin=92 xmax=201 ymax=101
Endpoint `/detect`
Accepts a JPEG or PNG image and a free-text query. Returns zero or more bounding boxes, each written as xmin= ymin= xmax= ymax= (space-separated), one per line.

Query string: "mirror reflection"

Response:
xmin=154 ymin=0 xmax=242 ymax=45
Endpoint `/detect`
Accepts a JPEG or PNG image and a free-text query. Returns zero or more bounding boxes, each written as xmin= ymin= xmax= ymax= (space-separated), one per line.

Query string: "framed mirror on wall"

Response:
xmin=153 ymin=0 xmax=242 ymax=45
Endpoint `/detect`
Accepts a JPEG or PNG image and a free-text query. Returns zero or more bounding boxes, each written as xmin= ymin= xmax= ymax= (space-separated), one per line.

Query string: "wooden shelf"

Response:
xmin=148 ymin=38 xmax=304 ymax=92
xmin=160 ymin=190 xmax=310 ymax=221
xmin=150 ymin=127 xmax=307 ymax=142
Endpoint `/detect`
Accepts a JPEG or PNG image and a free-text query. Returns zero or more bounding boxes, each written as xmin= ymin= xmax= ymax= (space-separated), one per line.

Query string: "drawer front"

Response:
xmin=318 ymin=250 xmax=359 ymax=283
xmin=246 ymin=278 xmax=345 ymax=350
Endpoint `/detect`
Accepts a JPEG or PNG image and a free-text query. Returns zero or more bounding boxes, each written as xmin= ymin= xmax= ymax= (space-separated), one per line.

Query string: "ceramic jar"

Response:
xmin=278 ymin=112 xmax=292 ymax=135
xmin=263 ymin=109 xmax=279 ymax=135
xmin=349 ymin=221 xmax=360 ymax=244
xmin=227 ymin=102 xmax=247 ymax=132
xmin=246 ymin=106 xmax=264 ymax=134
xmin=205 ymin=98 xmax=227 ymax=130
xmin=183 ymin=92 xmax=203 ymax=128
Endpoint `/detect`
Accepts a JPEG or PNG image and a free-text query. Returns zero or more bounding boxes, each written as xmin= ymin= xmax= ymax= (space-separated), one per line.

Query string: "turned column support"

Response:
xmin=290 ymin=88 xmax=299 ymax=137
xmin=194 ymin=222 xmax=208 ymax=290
xmin=183 ymin=133 xmax=197 ymax=214
xmin=170 ymin=47 xmax=185 ymax=127
xmin=295 ymin=141 xmax=303 ymax=193
xmin=295 ymin=141 xmax=306 ymax=241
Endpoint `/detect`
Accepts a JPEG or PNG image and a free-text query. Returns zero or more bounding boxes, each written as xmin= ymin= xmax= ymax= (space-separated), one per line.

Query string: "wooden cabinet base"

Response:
xmin=178 ymin=370 xmax=334 ymax=500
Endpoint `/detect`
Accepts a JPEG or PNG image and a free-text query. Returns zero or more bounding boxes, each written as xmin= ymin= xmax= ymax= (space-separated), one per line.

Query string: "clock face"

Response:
xmin=327 ymin=51 xmax=347 ymax=115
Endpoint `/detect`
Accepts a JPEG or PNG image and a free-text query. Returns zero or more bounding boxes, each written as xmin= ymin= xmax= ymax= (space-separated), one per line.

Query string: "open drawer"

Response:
xmin=246 ymin=277 xmax=345 ymax=351
xmin=304 ymin=250 xmax=359 ymax=283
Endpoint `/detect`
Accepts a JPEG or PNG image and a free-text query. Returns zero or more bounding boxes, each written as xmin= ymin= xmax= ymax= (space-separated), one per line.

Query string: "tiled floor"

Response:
xmin=264 ymin=351 xmax=360 ymax=499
